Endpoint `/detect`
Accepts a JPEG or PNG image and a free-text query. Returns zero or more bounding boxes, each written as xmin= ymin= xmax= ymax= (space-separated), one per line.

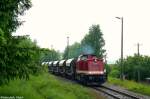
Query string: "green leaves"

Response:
xmin=0 ymin=37 xmax=42 ymax=85
xmin=0 ymin=28 xmax=6 ymax=45
xmin=81 ymin=24 xmax=105 ymax=58
xmin=63 ymin=24 xmax=106 ymax=59
xmin=63 ymin=42 xmax=81 ymax=59
xmin=0 ymin=0 xmax=45 ymax=85
xmin=114 ymin=55 xmax=150 ymax=81
xmin=0 ymin=0 xmax=32 ymax=35
xmin=40 ymin=48 xmax=60 ymax=62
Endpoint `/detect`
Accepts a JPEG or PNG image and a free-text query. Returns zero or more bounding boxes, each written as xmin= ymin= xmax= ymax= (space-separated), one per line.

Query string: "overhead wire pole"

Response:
xmin=51 ymin=45 xmax=53 ymax=60
xmin=116 ymin=17 xmax=124 ymax=80
xmin=136 ymin=43 xmax=142 ymax=82
xmin=134 ymin=43 xmax=142 ymax=56
xmin=137 ymin=43 xmax=141 ymax=56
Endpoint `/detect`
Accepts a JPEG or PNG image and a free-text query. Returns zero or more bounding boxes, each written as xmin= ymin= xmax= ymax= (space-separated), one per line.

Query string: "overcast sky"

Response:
xmin=15 ymin=0 xmax=150 ymax=63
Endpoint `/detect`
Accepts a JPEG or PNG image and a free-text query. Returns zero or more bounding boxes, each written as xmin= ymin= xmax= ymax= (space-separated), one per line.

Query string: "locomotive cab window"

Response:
xmin=81 ymin=55 xmax=88 ymax=60
xmin=78 ymin=55 xmax=88 ymax=61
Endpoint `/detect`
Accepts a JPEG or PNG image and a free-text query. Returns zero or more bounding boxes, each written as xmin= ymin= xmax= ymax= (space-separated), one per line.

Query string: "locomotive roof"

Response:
xmin=79 ymin=54 xmax=96 ymax=57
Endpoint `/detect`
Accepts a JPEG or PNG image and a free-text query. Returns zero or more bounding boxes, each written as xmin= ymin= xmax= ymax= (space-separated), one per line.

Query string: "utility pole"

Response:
xmin=136 ymin=43 xmax=142 ymax=82
xmin=135 ymin=43 xmax=142 ymax=56
xmin=137 ymin=43 xmax=140 ymax=56
xmin=51 ymin=45 xmax=53 ymax=60
xmin=67 ymin=36 xmax=69 ymax=59
xmin=116 ymin=17 xmax=124 ymax=80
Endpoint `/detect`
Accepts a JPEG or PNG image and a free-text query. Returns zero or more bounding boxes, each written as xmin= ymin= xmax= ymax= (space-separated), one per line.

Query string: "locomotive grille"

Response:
xmin=88 ymin=61 xmax=100 ymax=71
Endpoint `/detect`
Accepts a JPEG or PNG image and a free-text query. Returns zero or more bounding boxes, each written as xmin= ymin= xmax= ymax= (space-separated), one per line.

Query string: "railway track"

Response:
xmin=53 ymin=75 xmax=148 ymax=99
xmin=93 ymin=85 xmax=141 ymax=99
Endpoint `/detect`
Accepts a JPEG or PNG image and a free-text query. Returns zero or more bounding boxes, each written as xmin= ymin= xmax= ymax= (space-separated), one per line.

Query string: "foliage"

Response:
xmin=112 ymin=54 xmax=150 ymax=81
xmin=0 ymin=0 xmax=61 ymax=85
xmin=63 ymin=42 xmax=81 ymax=59
xmin=0 ymin=36 xmax=42 ymax=85
xmin=105 ymin=64 xmax=111 ymax=74
xmin=0 ymin=0 xmax=32 ymax=37
xmin=0 ymin=29 xmax=6 ymax=45
xmin=40 ymin=48 xmax=60 ymax=62
xmin=81 ymin=25 xmax=105 ymax=58
xmin=0 ymin=72 xmax=94 ymax=99
xmin=108 ymin=77 xmax=150 ymax=96
xmin=0 ymin=0 xmax=46 ymax=85
xmin=109 ymin=65 xmax=120 ymax=78
xmin=63 ymin=24 xmax=106 ymax=59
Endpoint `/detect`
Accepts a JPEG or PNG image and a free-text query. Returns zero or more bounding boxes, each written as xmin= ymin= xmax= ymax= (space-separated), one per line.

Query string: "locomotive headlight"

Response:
xmin=89 ymin=71 xmax=92 ymax=74
xmin=100 ymin=71 xmax=104 ymax=74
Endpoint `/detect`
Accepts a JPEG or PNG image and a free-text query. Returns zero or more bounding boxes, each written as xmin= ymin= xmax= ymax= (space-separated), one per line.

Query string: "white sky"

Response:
xmin=15 ymin=0 xmax=150 ymax=63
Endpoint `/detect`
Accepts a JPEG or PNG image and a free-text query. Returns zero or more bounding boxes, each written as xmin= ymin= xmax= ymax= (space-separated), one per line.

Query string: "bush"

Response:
xmin=0 ymin=37 xmax=42 ymax=85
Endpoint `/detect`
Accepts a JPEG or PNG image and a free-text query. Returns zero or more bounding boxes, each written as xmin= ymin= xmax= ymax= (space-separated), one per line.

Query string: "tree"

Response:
xmin=0 ymin=28 xmax=6 ymax=45
xmin=81 ymin=25 xmax=105 ymax=58
xmin=115 ymin=54 xmax=150 ymax=81
xmin=63 ymin=25 xmax=106 ymax=59
xmin=63 ymin=42 xmax=81 ymax=59
xmin=0 ymin=0 xmax=32 ymax=39
xmin=0 ymin=0 xmax=33 ymax=85
xmin=0 ymin=35 xmax=43 ymax=84
xmin=109 ymin=66 xmax=120 ymax=78
xmin=40 ymin=48 xmax=60 ymax=62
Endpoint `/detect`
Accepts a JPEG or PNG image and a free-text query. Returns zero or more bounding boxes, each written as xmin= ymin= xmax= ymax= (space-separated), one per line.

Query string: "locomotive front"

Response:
xmin=76 ymin=54 xmax=107 ymax=85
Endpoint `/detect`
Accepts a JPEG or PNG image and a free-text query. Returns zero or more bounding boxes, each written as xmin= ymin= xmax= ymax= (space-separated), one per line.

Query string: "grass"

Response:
xmin=108 ymin=76 xmax=150 ymax=96
xmin=0 ymin=72 xmax=94 ymax=99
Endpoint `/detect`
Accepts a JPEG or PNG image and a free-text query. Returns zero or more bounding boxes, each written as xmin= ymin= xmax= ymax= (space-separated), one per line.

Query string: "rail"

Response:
xmin=93 ymin=85 xmax=141 ymax=99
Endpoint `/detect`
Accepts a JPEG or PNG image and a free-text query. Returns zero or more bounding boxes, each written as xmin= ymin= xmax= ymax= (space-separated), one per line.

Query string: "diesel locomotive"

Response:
xmin=43 ymin=54 xmax=107 ymax=85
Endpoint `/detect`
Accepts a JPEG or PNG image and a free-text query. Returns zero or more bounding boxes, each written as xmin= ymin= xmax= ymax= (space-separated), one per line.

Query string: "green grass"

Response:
xmin=0 ymin=72 xmax=94 ymax=99
xmin=108 ymin=77 xmax=150 ymax=96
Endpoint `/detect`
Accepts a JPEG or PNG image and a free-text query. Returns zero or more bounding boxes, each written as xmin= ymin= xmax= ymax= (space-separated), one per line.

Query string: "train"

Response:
xmin=42 ymin=54 xmax=107 ymax=85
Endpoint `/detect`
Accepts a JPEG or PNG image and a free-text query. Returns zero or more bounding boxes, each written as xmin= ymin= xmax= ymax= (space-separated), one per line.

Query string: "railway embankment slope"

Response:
xmin=0 ymin=72 xmax=98 ymax=99
xmin=107 ymin=77 xmax=150 ymax=98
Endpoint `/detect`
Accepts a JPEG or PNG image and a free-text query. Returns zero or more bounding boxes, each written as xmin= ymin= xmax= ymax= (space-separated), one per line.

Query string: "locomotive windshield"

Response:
xmin=81 ymin=55 xmax=88 ymax=60
xmin=77 ymin=55 xmax=88 ymax=61
xmin=78 ymin=54 xmax=97 ymax=61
